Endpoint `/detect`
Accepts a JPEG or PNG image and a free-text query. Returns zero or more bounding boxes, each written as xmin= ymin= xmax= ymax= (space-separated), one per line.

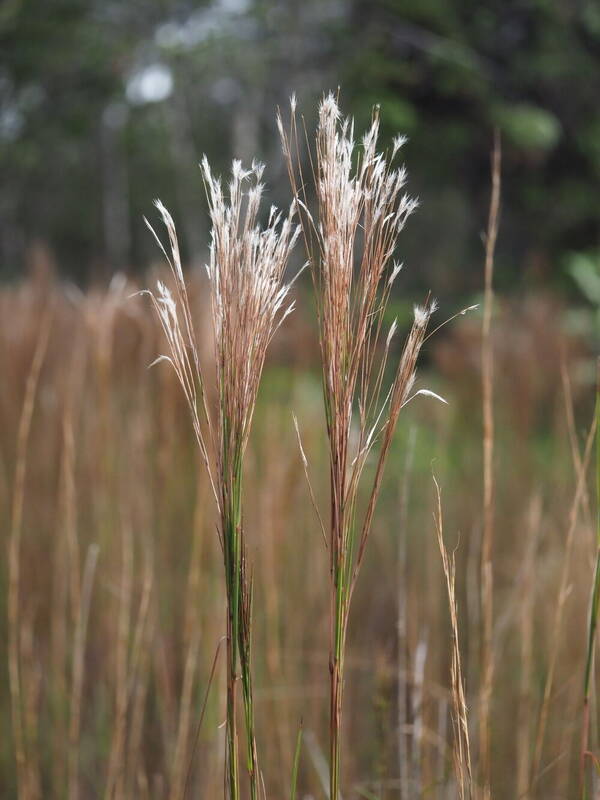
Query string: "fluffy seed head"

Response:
xmin=279 ymin=92 xmax=437 ymax=579
xmin=201 ymin=157 xmax=300 ymax=463
xmin=143 ymin=156 xmax=299 ymax=507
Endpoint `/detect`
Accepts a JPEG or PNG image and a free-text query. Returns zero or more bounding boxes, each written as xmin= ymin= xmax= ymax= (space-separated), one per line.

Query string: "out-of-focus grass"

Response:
xmin=0 ymin=268 xmax=595 ymax=798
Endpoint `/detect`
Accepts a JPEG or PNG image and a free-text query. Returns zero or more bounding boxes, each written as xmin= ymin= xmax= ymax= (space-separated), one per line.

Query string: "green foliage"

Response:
xmin=564 ymin=251 xmax=600 ymax=355
xmin=493 ymin=103 xmax=561 ymax=152
xmin=567 ymin=252 xmax=600 ymax=306
xmin=1 ymin=0 xmax=599 ymax=298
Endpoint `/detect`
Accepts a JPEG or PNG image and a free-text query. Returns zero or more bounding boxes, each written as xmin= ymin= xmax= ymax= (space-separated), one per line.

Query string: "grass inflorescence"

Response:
xmin=143 ymin=158 xmax=299 ymax=799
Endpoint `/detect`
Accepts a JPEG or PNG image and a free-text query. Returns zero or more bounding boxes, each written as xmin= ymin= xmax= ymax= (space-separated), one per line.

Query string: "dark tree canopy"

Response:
xmin=1 ymin=0 xmax=599 ymax=301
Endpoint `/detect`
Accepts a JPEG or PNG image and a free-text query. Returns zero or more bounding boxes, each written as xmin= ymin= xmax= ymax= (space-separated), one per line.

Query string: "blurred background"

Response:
xmin=1 ymin=0 xmax=600 ymax=305
xmin=0 ymin=1 xmax=599 ymax=798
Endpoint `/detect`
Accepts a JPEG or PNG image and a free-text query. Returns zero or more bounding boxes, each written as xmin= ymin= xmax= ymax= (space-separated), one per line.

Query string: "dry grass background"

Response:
xmin=0 ymin=252 xmax=596 ymax=798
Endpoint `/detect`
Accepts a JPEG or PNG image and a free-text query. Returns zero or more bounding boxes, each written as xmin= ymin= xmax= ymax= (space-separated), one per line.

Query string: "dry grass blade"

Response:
xmin=433 ymin=476 xmax=473 ymax=800
xmin=293 ymin=413 xmax=327 ymax=547
xmin=184 ymin=636 xmax=226 ymax=798
xmin=68 ymin=544 xmax=100 ymax=800
xmin=516 ymin=495 xmax=542 ymax=800
xmin=579 ymin=360 xmax=599 ymax=797
xmin=170 ymin=628 xmax=202 ymax=800
xmin=532 ymin=411 xmax=597 ymax=787
xmin=125 ymin=539 xmax=154 ymax=796
xmin=104 ymin=520 xmax=134 ymax=800
xmin=479 ymin=130 xmax=501 ymax=798
xmin=171 ymin=485 xmax=207 ymax=800
xmin=397 ymin=426 xmax=416 ymax=797
xmin=8 ymin=307 xmax=52 ymax=800
xmin=280 ymin=93 xmax=437 ymax=800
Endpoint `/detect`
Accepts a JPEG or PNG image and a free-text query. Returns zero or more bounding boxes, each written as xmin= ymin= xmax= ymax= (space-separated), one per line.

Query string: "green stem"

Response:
xmin=330 ymin=552 xmax=347 ymax=800
xmin=226 ymin=610 xmax=240 ymax=800
xmin=223 ymin=453 xmax=259 ymax=800
xmin=224 ymin=504 xmax=241 ymax=800
xmin=290 ymin=724 xmax=303 ymax=800
xmin=240 ymin=579 xmax=259 ymax=800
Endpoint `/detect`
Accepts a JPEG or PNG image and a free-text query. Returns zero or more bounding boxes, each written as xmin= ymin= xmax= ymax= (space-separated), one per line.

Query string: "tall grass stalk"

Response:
xmin=516 ymin=496 xmax=541 ymax=800
xmin=479 ymin=132 xmax=501 ymax=798
xmin=397 ymin=426 xmax=416 ymax=795
xmin=532 ymin=410 xmax=597 ymax=787
xmin=142 ymin=160 xmax=299 ymax=799
xmin=69 ymin=544 xmax=100 ymax=800
xmin=8 ymin=308 xmax=52 ymax=800
xmin=433 ymin=476 xmax=473 ymax=799
xmin=580 ymin=364 xmax=600 ymax=797
xmin=279 ymin=94 xmax=437 ymax=799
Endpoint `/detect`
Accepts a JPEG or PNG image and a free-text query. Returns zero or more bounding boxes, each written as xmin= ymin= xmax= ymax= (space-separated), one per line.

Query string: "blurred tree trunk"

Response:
xmin=0 ymin=192 xmax=24 ymax=275
xmin=231 ymin=89 xmax=260 ymax=165
xmin=101 ymin=104 xmax=131 ymax=274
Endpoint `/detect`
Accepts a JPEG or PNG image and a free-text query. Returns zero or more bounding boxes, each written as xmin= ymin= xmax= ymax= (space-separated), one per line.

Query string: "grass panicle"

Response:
xmin=143 ymin=158 xmax=299 ymax=800
xmin=280 ymin=93 xmax=439 ymax=799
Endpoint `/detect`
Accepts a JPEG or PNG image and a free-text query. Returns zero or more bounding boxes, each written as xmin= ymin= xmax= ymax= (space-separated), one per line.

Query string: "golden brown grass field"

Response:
xmin=0 ymin=236 xmax=596 ymax=799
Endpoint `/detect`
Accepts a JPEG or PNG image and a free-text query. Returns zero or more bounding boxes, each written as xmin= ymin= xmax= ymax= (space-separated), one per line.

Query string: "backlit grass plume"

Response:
xmin=279 ymin=93 xmax=439 ymax=799
xmin=142 ymin=158 xmax=299 ymax=800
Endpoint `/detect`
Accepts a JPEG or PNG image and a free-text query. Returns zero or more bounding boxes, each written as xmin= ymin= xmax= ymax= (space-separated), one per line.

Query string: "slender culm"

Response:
xmin=142 ymin=160 xmax=299 ymax=800
xmin=280 ymin=94 xmax=438 ymax=799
